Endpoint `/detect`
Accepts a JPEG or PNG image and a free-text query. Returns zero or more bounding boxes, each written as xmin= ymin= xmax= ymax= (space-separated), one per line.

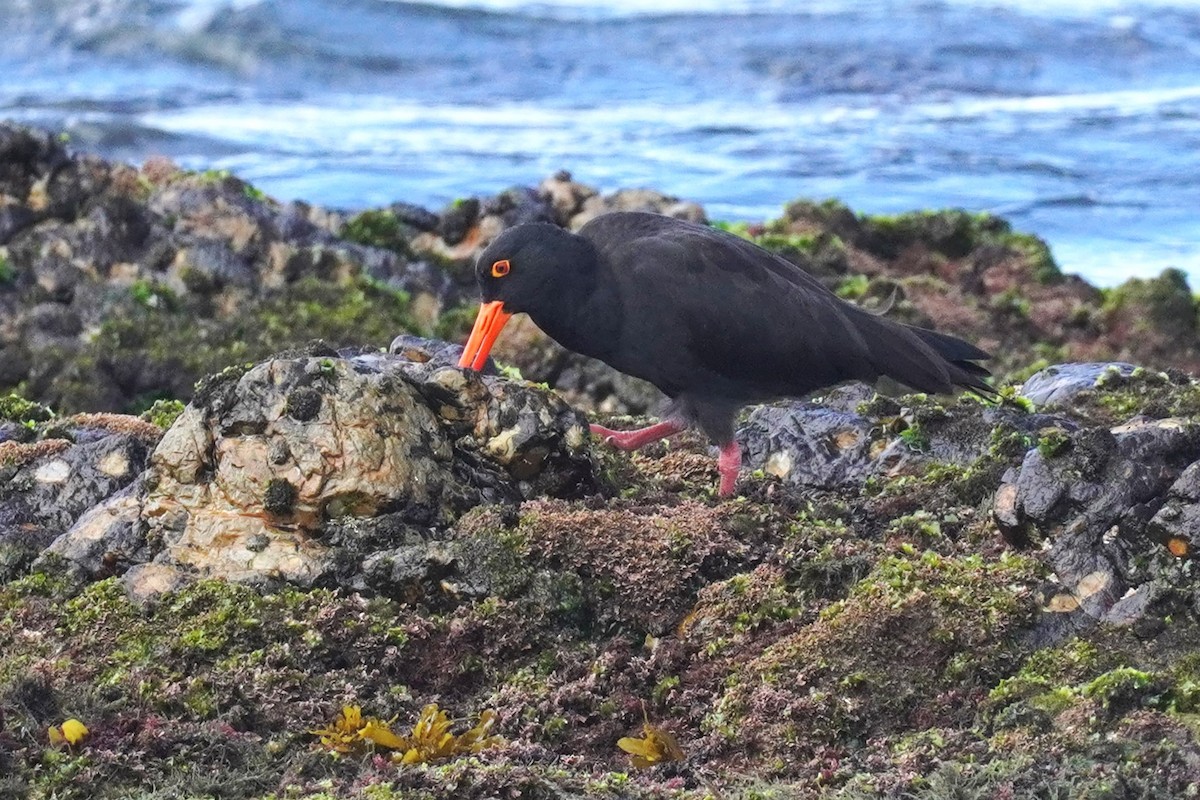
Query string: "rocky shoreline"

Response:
xmin=1 ymin=124 xmax=1199 ymax=798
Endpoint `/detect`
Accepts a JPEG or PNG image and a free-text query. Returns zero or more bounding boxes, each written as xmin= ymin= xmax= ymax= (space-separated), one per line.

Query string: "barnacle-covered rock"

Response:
xmin=1147 ymin=461 xmax=1200 ymax=563
xmin=41 ymin=348 xmax=592 ymax=594
xmin=737 ymin=386 xmax=1057 ymax=490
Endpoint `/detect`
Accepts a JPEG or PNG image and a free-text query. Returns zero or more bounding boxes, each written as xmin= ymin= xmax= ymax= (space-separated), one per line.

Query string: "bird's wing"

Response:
xmin=591 ymin=215 xmax=960 ymax=399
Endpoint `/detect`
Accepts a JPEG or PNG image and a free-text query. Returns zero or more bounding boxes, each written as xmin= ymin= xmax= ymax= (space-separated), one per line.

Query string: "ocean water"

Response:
xmin=0 ymin=0 xmax=1198 ymax=286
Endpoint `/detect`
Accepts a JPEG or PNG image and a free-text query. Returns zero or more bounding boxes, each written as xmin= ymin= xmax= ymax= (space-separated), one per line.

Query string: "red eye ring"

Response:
xmin=491 ymin=259 xmax=511 ymax=278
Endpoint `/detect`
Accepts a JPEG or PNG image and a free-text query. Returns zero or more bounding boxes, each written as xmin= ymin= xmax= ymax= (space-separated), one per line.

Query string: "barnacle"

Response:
xmin=618 ymin=720 xmax=684 ymax=768
xmin=48 ymin=718 xmax=89 ymax=747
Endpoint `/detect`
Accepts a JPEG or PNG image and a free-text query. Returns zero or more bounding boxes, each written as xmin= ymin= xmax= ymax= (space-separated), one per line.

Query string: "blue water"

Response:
xmin=1 ymin=0 xmax=1199 ymax=285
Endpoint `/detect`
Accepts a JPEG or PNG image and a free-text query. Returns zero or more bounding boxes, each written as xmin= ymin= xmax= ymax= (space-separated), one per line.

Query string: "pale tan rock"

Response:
xmin=146 ymin=357 xmax=454 ymax=586
xmin=538 ymin=173 xmax=598 ymax=221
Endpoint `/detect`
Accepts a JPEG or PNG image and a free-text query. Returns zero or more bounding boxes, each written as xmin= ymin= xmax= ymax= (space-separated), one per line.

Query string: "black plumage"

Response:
xmin=458 ymin=211 xmax=992 ymax=495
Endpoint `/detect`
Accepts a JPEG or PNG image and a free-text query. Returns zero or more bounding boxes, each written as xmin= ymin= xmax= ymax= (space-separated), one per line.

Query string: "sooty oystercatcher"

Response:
xmin=457 ymin=211 xmax=992 ymax=496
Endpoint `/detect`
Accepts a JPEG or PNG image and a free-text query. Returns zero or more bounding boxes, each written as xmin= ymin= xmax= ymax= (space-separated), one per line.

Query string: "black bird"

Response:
xmin=458 ymin=211 xmax=992 ymax=496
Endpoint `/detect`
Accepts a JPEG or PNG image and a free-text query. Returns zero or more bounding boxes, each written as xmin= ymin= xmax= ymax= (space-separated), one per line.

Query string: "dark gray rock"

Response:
xmin=1148 ymin=460 xmax=1200 ymax=557
xmin=0 ymin=429 xmax=153 ymax=537
xmin=740 ymin=403 xmax=879 ymax=489
xmin=390 ymin=202 xmax=439 ymax=233
xmin=0 ymin=203 xmax=37 ymax=244
xmin=173 ymin=239 xmax=257 ymax=291
xmin=994 ymin=417 xmax=1200 ymax=619
xmin=0 ymin=422 xmax=32 ymax=445
xmin=38 ymin=476 xmax=152 ymax=580
xmin=388 ymin=333 xmax=474 ymax=371
xmin=1021 ymin=362 xmax=1136 ymax=407
xmin=438 ymin=198 xmax=480 ymax=246
xmin=738 ymin=395 xmax=1059 ymax=490
xmin=1 ymin=416 xmax=159 ymax=579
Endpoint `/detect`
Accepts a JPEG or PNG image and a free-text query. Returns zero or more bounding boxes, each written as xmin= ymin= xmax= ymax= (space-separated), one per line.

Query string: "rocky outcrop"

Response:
xmin=3 ymin=125 xmax=1200 ymax=799
xmin=6 ymin=122 xmax=1200 ymax=422
xmin=37 ymin=342 xmax=590 ymax=601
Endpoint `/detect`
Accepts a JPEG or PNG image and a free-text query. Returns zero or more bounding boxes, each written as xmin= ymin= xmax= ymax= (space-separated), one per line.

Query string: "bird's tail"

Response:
xmin=905 ymin=324 xmax=995 ymax=395
xmin=847 ymin=307 xmax=995 ymax=396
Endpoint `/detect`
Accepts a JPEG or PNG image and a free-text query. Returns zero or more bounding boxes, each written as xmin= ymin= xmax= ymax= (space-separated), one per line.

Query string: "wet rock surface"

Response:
xmin=995 ymin=416 xmax=1200 ymax=619
xmin=1020 ymin=361 xmax=1137 ymax=407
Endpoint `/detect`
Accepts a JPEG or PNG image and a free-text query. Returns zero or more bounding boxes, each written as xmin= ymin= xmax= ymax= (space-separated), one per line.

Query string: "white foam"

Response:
xmin=172 ymin=0 xmax=266 ymax=32
xmin=919 ymin=85 xmax=1200 ymax=120
xmin=138 ymin=80 xmax=1200 ymax=157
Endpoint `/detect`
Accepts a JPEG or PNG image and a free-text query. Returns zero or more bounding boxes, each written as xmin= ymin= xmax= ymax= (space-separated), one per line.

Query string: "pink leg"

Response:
xmin=718 ymin=441 xmax=741 ymax=497
xmin=589 ymin=420 xmax=685 ymax=452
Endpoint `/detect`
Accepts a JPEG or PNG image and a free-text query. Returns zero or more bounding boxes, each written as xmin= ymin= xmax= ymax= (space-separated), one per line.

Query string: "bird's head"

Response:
xmin=457 ymin=222 xmax=594 ymax=370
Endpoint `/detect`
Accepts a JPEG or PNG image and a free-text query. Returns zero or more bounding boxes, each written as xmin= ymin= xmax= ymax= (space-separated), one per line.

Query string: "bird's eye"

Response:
xmin=491 ymin=259 xmax=511 ymax=278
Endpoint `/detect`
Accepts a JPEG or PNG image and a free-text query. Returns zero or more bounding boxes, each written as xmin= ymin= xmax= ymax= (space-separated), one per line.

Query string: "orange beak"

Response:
xmin=457 ymin=300 xmax=513 ymax=371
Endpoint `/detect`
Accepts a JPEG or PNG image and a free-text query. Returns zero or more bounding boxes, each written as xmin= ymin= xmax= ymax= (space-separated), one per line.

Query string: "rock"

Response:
xmin=1 ymin=414 xmax=158 ymax=579
xmin=437 ymin=198 xmax=481 ymax=246
xmin=388 ymin=333 xmax=471 ymax=371
xmin=481 ymin=186 xmax=558 ymax=228
xmin=1147 ymin=460 xmax=1200 ymax=559
xmin=390 ymin=201 xmax=440 ymax=233
xmin=738 ymin=392 xmax=1054 ymax=490
xmin=739 ymin=402 xmax=880 ymax=489
xmin=39 ymin=477 xmax=151 ymax=579
xmin=0 ymin=202 xmax=37 ymax=244
xmin=121 ymin=561 xmax=190 ymax=604
xmin=538 ymin=171 xmax=598 ymax=224
xmin=39 ymin=350 xmax=592 ymax=595
xmin=0 ymin=122 xmax=456 ymax=413
xmin=994 ymin=416 xmax=1200 ymax=618
xmin=569 ymin=187 xmax=707 ymax=231
xmin=1021 ymin=362 xmax=1136 ymax=407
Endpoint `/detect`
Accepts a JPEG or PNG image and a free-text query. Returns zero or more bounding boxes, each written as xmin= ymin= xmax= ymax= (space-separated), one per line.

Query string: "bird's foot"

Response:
xmin=717 ymin=440 xmax=741 ymax=497
xmin=588 ymin=420 xmax=685 ymax=451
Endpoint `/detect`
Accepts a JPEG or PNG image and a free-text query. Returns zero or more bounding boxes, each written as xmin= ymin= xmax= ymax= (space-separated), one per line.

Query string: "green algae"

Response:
xmin=707 ymin=547 xmax=1043 ymax=768
xmin=1068 ymin=366 xmax=1200 ymax=426
xmin=341 ymin=209 xmax=412 ymax=255
xmin=1103 ymin=268 xmax=1197 ymax=338
xmin=834 ymin=273 xmax=870 ymax=300
xmin=1035 ymin=426 xmax=1071 ymax=458
xmin=854 ymin=209 xmax=1060 ymax=284
xmin=139 ymin=398 xmax=185 ymax=430
xmin=6 ymin=366 xmax=1200 ymax=797
xmin=0 ymin=393 xmax=53 ymax=424
xmin=32 ymin=276 xmax=419 ymax=414
xmin=130 ymin=278 xmax=177 ymax=310
xmin=898 ymin=422 xmax=930 ymax=452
